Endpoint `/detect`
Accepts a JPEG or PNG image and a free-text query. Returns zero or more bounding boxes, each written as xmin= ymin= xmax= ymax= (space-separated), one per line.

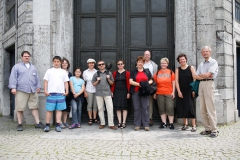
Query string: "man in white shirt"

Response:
xmin=143 ymin=50 xmax=158 ymax=126
xmin=43 ymin=56 xmax=69 ymax=132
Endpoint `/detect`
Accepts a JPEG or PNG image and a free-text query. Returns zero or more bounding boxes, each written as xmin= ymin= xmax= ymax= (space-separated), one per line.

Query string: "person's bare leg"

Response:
xmin=183 ymin=118 xmax=188 ymax=126
xmin=191 ymin=118 xmax=196 ymax=127
xmin=160 ymin=114 xmax=167 ymax=123
xmin=93 ymin=111 xmax=97 ymax=119
xmin=88 ymin=110 xmax=93 ymax=119
xmin=122 ymin=110 xmax=127 ymax=124
xmin=168 ymin=116 xmax=174 ymax=124
xmin=55 ymin=110 xmax=62 ymax=124
xmin=31 ymin=109 xmax=40 ymax=124
xmin=17 ymin=111 xmax=23 ymax=124
xmin=45 ymin=111 xmax=53 ymax=123
xmin=62 ymin=112 xmax=68 ymax=123
xmin=116 ymin=110 xmax=122 ymax=124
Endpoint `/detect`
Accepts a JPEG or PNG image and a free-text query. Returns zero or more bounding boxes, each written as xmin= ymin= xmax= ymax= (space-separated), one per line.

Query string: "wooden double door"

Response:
xmin=74 ymin=0 xmax=174 ymax=120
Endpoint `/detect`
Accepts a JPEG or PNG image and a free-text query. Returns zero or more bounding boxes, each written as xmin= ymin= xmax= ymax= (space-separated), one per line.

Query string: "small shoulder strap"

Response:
xmin=97 ymin=70 xmax=100 ymax=77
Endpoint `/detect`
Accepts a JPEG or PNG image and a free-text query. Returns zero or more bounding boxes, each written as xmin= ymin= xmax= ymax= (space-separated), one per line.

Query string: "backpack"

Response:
xmin=97 ymin=70 xmax=110 ymax=84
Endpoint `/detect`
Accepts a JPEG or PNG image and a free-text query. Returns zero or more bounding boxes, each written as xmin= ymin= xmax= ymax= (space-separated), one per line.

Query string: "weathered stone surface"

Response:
xmin=215 ymin=0 xmax=232 ymax=13
xmin=216 ymin=41 xmax=233 ymax=55
xmin=33 ymin=0 xmax=50 ymax=25
xmin=217 ymin=66 xmax=233 ymax=77
xmin=17 ymin=45 xmax=33 ymax=57
xmin=55 ymin=0 xmax=73 ymax=69
xmin=216 ymin=20 xmax=232 ymax=34
xmin=196 ymin=0 xmax=215 ymax=25
xmin=18 ymin=12 xmax=33 ymax=26
xmin=215 ymin=8 xmax=232 ymax=23
xmin=219 ymin=88 xmax=234 ymax=99
xmin=216 ymin=30 xmax=233 ymax=44
xmin=18 ymin=33 xmax=33 ymax=47
xmin=216 ymin=53 xmax=233 ymax=66
xmin=2 ymin=34 xmax=15 ymax=49
xmin=18 ymin=1 xmax=33 ymax=17
xmin=216 ymin=77 xmax=234 ymax=89
xmin=18 ymin=23 xmax=33 ymax=37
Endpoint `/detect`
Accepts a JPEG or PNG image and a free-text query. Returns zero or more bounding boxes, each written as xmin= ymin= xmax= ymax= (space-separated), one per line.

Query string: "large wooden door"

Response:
xmin=74 ymin=0 xmax=174 ymax=120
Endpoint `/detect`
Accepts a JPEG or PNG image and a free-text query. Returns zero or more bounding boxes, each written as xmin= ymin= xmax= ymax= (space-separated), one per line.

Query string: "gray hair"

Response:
xmin=201 ymin=46 xmax=212 ymax=52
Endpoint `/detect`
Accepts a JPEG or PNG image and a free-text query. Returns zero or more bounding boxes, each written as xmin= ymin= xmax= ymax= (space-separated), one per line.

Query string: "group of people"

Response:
xmin=9 ymin=45 xmax=219 ymax=138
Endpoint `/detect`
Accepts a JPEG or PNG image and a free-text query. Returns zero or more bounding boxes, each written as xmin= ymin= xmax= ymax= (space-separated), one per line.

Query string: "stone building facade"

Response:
xmin=0 ymin=0 xmax=238 ymax=124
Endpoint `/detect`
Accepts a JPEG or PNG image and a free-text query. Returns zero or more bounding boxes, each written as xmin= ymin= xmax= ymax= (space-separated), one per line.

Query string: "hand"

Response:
xmin=44 ymin=92 xmax=50 ymax=96
xmin=11 ymin=89 xmax=17 ymax=95
xmin=97 ymin=77 xmax=101 ymax=81
xmin=171 ymin=92 xmax=175 ymax=99
xmin=127 ymin=93 xmax=130 ymax=99
xmin=138 ymin=83 xmax=141 ymax=87
xmin=178 ymin=91 xmax=183 ymax=98
xmin=106 ymin=75 xmax=110 ymax=79
xmin=36 ymin=88 xmax=41 ymax=93
xmin=153 ymin=94 xmax=156 ymax=99
xmin=63 ymin=92 xmax=68 ymax=96
xmin=111 ymin=92 xmax=113 ymax=97
xmin=84 ymin=92 xmax=88 ymax=98
xmin=73 ymin=93 xmax=78 ymax=98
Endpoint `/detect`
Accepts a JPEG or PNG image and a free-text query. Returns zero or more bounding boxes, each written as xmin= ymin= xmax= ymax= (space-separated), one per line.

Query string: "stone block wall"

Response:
xmin=0 ymin=0 xmax=3 ymax=115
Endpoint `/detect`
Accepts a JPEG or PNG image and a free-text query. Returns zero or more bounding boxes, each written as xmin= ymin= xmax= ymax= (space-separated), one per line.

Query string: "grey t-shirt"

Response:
xmin=92 ymin=70 xmax=114 ymax=96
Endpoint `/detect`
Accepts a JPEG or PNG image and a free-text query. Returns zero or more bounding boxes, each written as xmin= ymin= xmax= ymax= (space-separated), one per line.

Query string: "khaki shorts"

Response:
xmin=156 ymin=94 xmax=175 ymax=116
xmin=15 ymin=91 xmax=39 ymax=111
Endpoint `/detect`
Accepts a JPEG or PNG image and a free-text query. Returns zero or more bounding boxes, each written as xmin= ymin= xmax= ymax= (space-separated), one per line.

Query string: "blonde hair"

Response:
xmin=160 ymin=57 xmax=169 ymax=64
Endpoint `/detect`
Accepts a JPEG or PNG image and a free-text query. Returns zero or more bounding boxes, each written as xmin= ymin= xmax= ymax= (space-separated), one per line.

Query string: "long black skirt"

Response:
xmin=113 ymin=89 xmax=128 ymax=110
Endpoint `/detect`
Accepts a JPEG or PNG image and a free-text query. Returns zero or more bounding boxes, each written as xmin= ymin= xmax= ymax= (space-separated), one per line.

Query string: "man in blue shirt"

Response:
xmin=9 ymin=51 xmax=44 ymax=131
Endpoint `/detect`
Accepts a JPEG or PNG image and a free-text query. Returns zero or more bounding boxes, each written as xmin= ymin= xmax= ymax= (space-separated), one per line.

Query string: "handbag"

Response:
xmin=149 ymin=81 xmax=157 ymax=95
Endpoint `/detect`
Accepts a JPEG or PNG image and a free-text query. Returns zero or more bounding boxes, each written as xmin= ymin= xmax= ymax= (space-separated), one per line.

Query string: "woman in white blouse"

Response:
xmin=82 ymin=58 xmax=99 ymax=125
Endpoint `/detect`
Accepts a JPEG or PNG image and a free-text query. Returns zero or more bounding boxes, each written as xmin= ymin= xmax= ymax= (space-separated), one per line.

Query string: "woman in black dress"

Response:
xmin=111 ymin=60 xmax=131 ymax=129
xmin=175 ymin=54 xmax=197 ymax=132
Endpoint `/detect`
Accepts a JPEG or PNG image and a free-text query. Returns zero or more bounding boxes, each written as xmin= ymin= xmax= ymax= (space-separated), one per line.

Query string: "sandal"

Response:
xmin=118 ymin=123 xmax=122 ymax=128
xmin=69 ymin=124 xmax=77 ymax=129
xmin=93 ymin=119 xmax=99 ymax=123
xmin=181 ymin=125 xmax=189 ymax=130
xmin=122 ymin=123 xmax=126 ymax=128
xmin=191 ymin=126 xmax=197 ymax=132
xmin=88 ymin=119 xmax=92 ymax=125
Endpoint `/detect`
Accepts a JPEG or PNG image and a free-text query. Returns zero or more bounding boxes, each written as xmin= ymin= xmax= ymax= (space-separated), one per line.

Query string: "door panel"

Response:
xmin=151 ymin=0 xmax=167 ymax=12
xmin=130 ymin=0 xmax=146 ymax=12
xmin=80 ymin=18 xmax=96 ymax=46
xmin=130 ymin=17 xmax=147 ymax=46
xmin=101 ymin=18 xmax=117 ymax=46
xmin=151 ymin=17 xmax=167 ymax=46
xmin=101 ymin=0 xmax=117 ymax=12
xmin=81 ymin=0 xmax=96 ymax=13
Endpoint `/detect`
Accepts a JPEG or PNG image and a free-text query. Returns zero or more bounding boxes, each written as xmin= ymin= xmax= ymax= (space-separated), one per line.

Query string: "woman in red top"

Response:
xmin=111 ymin=60 xmax=130 ymax=129
xmin=129 ymin=56 xmax=153 ymax=131
xmin=153 ymin=57 xmax=175 ymax=129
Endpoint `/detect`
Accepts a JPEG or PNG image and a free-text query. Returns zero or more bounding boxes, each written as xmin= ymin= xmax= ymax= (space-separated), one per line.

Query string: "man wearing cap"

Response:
xmin=195 ymin=46 xmax=219 ymax=138
xmin=82 ymin=58 xmax=99 ymax=125
xmin=92 ymin=60 xmax=117 ymax=130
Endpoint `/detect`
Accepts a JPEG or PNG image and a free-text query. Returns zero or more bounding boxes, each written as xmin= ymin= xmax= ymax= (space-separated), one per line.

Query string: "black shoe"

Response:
xmin=35 ymin=122 xmax=45 ymax=129
xmin=17 ymin=124 xmax=23 ymax=131
xmin=159 ymin=123 xmax=167 ymax=129
xmin=169 ymin=123 xmax=175 ymax=130
xmin=149 ymin=119 xmax=153 ymax=126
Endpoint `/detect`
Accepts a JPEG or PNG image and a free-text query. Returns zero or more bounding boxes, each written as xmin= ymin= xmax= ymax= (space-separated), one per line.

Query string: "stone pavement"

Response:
xmin=0 ymin=116 xmax=239 ymax=160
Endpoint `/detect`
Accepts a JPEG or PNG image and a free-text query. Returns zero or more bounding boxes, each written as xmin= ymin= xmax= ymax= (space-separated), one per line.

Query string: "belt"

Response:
xmin=200 ymin=79 xmax=213 ymax=81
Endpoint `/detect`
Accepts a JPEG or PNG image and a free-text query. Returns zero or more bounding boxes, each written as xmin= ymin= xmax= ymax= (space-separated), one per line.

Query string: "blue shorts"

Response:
xmin=45 ymin=93 xmax=66 ymax=111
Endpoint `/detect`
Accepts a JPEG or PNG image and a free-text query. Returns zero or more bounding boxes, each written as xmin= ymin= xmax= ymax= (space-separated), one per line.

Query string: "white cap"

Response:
xmin=87 ymin=58 xmax=96 ymax=63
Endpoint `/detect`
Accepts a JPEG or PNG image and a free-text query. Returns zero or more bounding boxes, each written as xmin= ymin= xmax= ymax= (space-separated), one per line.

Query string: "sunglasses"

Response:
xmin=117 ymin=63 xmax=123 ymax=65
xmin=98 ymin=63 xmax=105 ymax=66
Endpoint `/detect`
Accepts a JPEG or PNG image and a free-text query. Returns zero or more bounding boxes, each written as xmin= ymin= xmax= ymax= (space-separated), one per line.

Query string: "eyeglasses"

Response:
xmin=98 ymin=63 xmax=105 ymax=66
xmin=117 ymin=63 xmax=123 ymax=65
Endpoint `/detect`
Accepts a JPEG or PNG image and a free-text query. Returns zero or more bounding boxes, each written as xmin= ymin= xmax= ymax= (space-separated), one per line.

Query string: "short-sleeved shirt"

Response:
xmin=43 ymin=67 xmax=69 ymax=93
xmin=153 ymin=69 xmax=175 ymax=95
xmin=70 ymin=77 xmax=85 ymax=93
xmin=196 ymin=57 xmax=218 ymax=79
xmin=134 ymin=71 xmax=148 ymax=92
xmin=83 ymin=69 xmax=97 ymax=93
xmin=92 ymin=70 xmax=114 ymax=96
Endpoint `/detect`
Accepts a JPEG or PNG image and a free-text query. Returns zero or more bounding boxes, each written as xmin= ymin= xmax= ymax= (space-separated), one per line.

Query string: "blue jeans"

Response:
xmin=71 ymin=98 xmax=82 ymax=124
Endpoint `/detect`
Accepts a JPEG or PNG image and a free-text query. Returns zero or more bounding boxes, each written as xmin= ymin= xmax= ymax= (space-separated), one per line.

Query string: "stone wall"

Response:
xmin=0 ymin=0 xmax=3 ymax=115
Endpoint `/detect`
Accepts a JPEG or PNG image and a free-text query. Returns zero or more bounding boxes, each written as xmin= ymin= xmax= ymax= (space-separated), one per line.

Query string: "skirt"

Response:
xmin=113 ymin=89 xmax=128 ymax=110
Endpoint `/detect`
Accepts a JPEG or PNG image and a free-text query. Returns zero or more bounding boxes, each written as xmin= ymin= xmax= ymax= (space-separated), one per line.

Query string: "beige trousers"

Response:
xmin=198 ymin=81 xmax=218 ymax=132
xmin=96 ymin=96 xmax=114 ymax=126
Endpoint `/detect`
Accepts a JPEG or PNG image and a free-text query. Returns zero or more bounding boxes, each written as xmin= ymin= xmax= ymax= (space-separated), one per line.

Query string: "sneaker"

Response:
xmin=63 ymin=123 xmax=69 ymax=128
xmin=35 ymin=122 xmax=44 ymax=129
xmin=55 ymin=126 xmax=62 ymax=132
xmin=134 ymin=126 xmax=140 ymax=131
xmin=169 ymin=123 xmax=175 ymax=130
xmin=159 ymin=122 xmax=167 ymax=129
xmin=209 ymin=131 xmax=218 ymax=138
xmin=69 ymin=124 xmax=77 ymax=129
xmin=17 ymin=124 xmax=23 ymax=131
xmin=145 ymin=127 xmax=150 ymax=131
xmin=59 ymin=123 xmax=66 ymax=129
xmin=44 ymin=126 xmax=50 ymax=132
xmin=200 ymin=130 xmax=211 ymax=135
xmin=77 ymin=123 xmax=81 ymax=128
